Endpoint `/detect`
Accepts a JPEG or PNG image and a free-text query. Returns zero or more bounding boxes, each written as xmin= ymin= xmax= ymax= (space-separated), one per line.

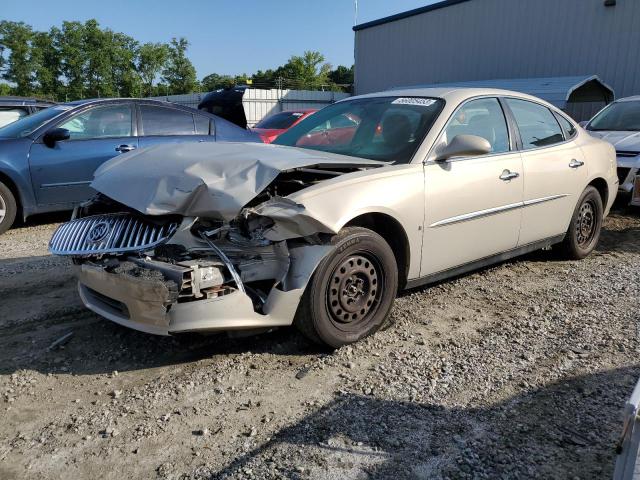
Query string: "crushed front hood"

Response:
xmin=91 ymin=142 xmax=384 ymax=221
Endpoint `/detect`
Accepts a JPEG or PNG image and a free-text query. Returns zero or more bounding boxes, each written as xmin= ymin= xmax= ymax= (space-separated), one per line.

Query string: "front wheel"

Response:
xmin=558 ymin=186 xmax=603 ymax=260
xmin=294 ymin=227 xmax=398 ymax=348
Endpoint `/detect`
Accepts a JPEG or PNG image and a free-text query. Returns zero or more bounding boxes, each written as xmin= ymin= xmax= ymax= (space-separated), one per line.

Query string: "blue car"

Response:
xmin=0 ymin=98 xmax=260 ymax=233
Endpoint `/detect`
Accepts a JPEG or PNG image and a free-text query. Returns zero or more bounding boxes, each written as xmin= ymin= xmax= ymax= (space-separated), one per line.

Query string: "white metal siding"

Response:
xmin=355 ymin=0 xmax=640 ymax=99
xmin=242 ymin=89 xmax=350 ymax=126
xmin=149 ymin=89 xmax=350 ymax=126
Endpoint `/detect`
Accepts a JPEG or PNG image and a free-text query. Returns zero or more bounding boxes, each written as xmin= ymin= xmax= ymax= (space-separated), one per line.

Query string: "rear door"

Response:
xmin=422 ymin=97 xmax=524 ymax=275
xmin=29 ymin=102 xmax=138 ymax=206
xmin=137 ymin=104 xmax=213 ymax=148
xmin=504 ymin=98 xmax=588 ymax=245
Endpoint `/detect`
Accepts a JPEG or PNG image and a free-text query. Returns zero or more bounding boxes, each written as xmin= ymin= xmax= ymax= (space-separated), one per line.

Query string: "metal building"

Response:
xmin=354 ymin=0 xmax=640 ymax=119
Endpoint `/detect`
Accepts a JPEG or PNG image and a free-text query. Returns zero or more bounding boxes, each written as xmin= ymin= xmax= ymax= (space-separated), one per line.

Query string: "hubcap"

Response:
xmin=576 ymin=200 xmax=596 ymax=247
xmin=327 ymin=254 xmax=382 ymax=326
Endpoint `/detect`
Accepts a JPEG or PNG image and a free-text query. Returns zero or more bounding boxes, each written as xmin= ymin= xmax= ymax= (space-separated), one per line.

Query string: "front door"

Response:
xmin=29 ymin=103 xmax=137 ymax=206
xmin=422 ymin=97 xmax=524 ymax=275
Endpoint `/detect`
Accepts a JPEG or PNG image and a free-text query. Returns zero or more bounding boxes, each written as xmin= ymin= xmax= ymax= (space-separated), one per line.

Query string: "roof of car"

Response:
xmin=616 ymin=95 xmax=640 ymax=103
xmin=348 ymin=86 xmax=556 ymax=107
xmin=65 ymin=98 xmax=175 ymax=106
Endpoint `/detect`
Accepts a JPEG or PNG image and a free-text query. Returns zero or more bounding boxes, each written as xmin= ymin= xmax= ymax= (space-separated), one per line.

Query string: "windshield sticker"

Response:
xmin=392 ymin=97 xmax=437 ymax=107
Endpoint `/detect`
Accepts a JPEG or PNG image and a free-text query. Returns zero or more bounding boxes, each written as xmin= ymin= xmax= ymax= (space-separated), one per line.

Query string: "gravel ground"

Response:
xmin=0 ymin=209 xmax=639 ymax=479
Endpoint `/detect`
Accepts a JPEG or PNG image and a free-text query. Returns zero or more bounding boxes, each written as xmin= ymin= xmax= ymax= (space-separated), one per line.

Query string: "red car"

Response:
xmin=252 ymin=109 xmax=316 ymax=143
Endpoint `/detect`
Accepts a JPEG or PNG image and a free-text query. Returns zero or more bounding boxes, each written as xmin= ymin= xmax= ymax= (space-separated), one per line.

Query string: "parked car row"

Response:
xmin=47 ymin=87 xmax=617 ymax=348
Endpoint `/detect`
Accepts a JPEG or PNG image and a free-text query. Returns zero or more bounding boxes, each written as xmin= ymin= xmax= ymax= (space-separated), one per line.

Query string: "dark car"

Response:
xmin=0 ymin=96 xmax=56 ymax=129
xmin=198 ymin=86 xmax=248 ymax=128
xmin=0 ymin=98 xmax=260 ymax=234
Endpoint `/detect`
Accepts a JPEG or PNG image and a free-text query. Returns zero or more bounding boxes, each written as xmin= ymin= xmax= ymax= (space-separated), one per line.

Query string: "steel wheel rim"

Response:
xmin=576 ymin=199 xmax=596 ymax=247
xmin=326 ymin=252 xmax=384 ymax=331
xmin=0 ymin=194 xmax=5 ymax=223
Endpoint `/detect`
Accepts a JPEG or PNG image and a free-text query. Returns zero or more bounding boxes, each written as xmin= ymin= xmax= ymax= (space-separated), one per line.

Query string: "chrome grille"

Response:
xmin=49 ymin=213 xmax=178 ymax=256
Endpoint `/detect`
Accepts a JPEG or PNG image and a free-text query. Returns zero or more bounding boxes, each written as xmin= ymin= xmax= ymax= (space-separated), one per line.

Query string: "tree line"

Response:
xmin=0 ymin=19 xmax=353 ymax=102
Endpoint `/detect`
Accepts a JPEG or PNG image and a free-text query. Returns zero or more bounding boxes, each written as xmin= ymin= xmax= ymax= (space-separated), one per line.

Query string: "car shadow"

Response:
xmin=13 ymin=210 xmax=72 ymax=229
xmin=202 ymin=366 xmax=640 ymax=479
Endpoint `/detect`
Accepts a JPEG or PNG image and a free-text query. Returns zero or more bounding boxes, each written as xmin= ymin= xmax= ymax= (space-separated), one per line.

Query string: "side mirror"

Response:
xmin=578 ymin=121 xmax=589 ymax=129
xmin=43 ymin=128 xmax=70 ymax=148
xmin=435 ymin=134 xmax=492 ymax=161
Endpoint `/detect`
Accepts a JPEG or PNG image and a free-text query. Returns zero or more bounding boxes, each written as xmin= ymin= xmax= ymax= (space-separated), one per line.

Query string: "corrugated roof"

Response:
xmin=391 ymin=76 xmax=615 ymax=108
xmin=353 ymin=0 xmax=474 ymax=31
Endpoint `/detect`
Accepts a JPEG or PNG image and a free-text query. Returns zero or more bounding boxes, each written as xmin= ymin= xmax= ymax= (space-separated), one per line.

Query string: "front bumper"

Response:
xmin=75 ymin=244 xmax=331 ymax=335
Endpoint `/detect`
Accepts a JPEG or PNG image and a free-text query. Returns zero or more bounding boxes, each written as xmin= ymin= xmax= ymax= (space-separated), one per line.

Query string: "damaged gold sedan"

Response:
xmin=49 ymin=88 xmax=617 ymax=347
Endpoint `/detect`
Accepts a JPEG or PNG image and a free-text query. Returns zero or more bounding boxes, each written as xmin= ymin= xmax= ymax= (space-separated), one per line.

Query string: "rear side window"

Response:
xmin=443 ymin=97 xmax=510 ymax=154
xmin=140 ymin=105 xmax=195 ymax=136
xmin=505 ymin=99 xmax=564 ymax=149
xmin=555 ymin=113 xmax=577 ymax=139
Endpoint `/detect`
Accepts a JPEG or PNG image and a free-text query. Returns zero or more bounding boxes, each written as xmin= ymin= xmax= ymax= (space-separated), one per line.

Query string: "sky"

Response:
xmin=1 ymin=0 xmax=436 ymax=78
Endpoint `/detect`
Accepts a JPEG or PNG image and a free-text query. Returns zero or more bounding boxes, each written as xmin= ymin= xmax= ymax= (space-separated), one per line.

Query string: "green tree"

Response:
xmin=138 ymin=42 xmax=169 ymax=96
xmin=201 ymin=72 xmax=235 ymax=91
xmin=31 ymin=28 xmax=62 ymax=98
xmin=280 ymin=50 xmax=332 ymax=90
xmin=162 ymin=37 xmax=196 ymax=94
xmin=83 ymin=19 xmax=115 ymax=97
xmin=109 ymin=31 xmax=140 ymax=97
xmin=0 ymin=21 xmax=34 ymax=95
xmin=57 ymin=21 xmax=86 ymax=100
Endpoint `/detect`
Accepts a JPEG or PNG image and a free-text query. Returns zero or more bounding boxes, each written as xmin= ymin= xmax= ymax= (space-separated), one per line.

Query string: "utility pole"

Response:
xmin=354 ymin=0 xmax=358 ymax=26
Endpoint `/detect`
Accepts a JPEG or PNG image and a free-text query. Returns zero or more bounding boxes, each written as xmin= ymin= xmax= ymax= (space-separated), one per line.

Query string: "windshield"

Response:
xmin=0 ymin=105 xmax=71 ymax=139
xmin=255 ymin=111 xmax=306 ymax=130
xmin=588 ymin=101 xmax=640 ymax=131
xmin=273 ymin=96 xmax=444 ymax=163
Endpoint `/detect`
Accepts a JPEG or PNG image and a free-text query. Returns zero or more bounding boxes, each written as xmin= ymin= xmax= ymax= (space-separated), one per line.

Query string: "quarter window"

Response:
xmin=505 ymin=99 xmax=564 ymax=149
xmin=443 ymin=98 xmax=510 ymax=154
xmin=555 ymin=113 xmax=577 ymax=139
xmin=58 ymin=104 xmax=133 ymax=140
xmin=140 ymin=105 xmax=195 ymax=136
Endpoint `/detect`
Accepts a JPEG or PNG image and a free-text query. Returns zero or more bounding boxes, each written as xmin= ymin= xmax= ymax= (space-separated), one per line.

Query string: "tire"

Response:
xmin=0 ymin=181 xmax=17 ymax=235
xmin=294 ymin=227 xmax=398 ymax=348
xmin=558 ymin=186 xmax=603 ymax=260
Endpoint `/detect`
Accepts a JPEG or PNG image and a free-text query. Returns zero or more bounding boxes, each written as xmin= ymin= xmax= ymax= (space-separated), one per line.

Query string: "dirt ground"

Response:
xmin=0 ymin=209 xmax=639 ymax=479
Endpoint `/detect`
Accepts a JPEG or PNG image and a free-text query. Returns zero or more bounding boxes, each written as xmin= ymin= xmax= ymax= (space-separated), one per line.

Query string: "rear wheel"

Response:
xmin=295 ymin=227 xmax=398 ymax=348
xmin=558 ymin=186 xmax=603 ymax=259
xmin=0 ymin=181 xmax=17 ymax=235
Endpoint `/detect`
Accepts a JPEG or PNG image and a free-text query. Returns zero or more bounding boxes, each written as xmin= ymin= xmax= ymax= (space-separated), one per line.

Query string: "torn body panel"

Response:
xmin=73 ymin=233 xmax=332 ymax=335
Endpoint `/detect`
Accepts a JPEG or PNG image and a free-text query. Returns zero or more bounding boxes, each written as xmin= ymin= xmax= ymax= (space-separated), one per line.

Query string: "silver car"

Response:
xmin=49 ymin=88 xmax=617 ymax=348
xmin=584 ymin=96 xmax=640 ymax=207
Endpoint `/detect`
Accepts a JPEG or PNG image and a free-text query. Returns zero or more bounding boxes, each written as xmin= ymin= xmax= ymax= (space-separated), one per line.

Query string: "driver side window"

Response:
xmin=58 ymin=104 xmax=133 ymax=140
xmin=443 ymin=98 xmax=510 ymax=154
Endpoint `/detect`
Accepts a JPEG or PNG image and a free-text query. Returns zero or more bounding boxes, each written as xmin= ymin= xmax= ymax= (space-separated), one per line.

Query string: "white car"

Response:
xmin=583 ymin=96 xmax=640 ymax=207
xmin=49 ymin=88 xmax=617 ymax=347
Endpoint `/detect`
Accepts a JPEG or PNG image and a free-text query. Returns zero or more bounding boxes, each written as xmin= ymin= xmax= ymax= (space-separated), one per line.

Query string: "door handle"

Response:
xmin=569 ymin=159 xmax=584 ymax=168
xmin=115 ymin=144 xmax=136 ymax=153
xmin=499 ymin=170 xmax=520 ymax=181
